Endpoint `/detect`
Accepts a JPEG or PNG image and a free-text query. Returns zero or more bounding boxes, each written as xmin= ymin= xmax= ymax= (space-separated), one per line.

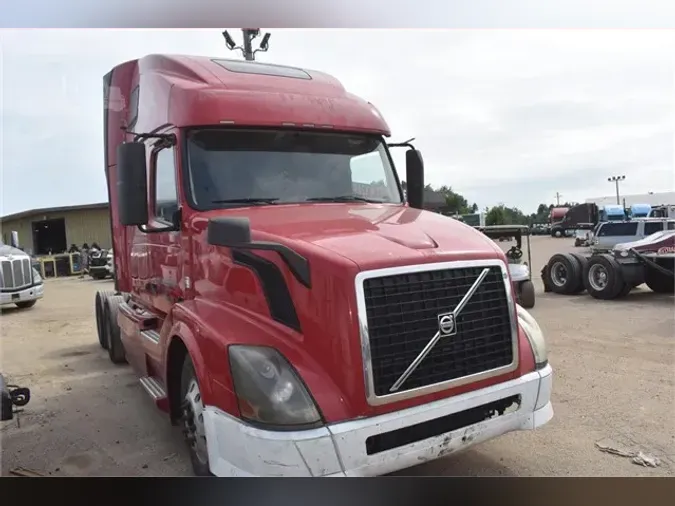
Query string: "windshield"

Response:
xmin=185 ymin=129 xmax=403 ymax=209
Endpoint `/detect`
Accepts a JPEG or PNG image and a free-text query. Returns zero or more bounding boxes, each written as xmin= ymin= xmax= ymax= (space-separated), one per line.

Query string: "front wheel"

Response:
xmin=181 ymin=358 xmax=212 ymax=476
xmin=15 ymin=300 xmax=37 ymax=309
xmin=518 ymin=280 xmax=536 ymax=308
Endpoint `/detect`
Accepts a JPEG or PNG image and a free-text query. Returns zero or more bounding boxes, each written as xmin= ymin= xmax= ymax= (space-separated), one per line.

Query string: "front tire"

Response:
xmin=15 ymin=300 xmax=37 ymax=309
xmin=180 ymin=358 xmax=212 ymax=476
xmin=518 ymin=280 xmax=536 ymax=308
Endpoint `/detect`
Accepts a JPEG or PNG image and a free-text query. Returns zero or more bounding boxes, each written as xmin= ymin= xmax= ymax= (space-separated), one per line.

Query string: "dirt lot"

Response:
xmin=1 ymin=236 xmax=673 ymax=477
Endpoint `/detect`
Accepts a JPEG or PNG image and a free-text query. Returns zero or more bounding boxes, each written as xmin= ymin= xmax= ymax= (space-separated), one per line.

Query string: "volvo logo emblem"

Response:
xmin=438 ymin=313 xmax=457 ymax=336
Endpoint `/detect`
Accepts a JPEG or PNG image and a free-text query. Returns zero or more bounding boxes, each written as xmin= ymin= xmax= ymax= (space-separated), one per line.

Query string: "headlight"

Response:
xmin=516 ymin=305 xmax=548 ymax=369
xmin=32 ymin=268 xmax=43 ymax=285
xmin=229 ymin=345 xmax=322 ymax=428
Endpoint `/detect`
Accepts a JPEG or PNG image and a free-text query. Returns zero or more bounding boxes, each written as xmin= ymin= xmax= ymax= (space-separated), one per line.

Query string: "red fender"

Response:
xmin=164 ymin=298 xmax=349 ymax=421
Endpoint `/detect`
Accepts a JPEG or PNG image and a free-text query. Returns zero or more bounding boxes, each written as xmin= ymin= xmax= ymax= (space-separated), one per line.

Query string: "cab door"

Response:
xmin=144 ymin=136 xmax=183 ymax=376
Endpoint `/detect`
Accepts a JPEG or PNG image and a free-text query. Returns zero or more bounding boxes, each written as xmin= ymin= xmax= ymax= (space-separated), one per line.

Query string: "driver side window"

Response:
xmin=153 ymin=147 xmax=178 ymax=223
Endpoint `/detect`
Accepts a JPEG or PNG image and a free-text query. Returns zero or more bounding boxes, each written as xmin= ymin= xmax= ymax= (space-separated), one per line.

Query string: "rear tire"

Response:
xmin=104 ymin=295 xmax=127 ymax=364
xmin=518 ymin=280 xmax=536 ymax=308
xmin=15 ymin=300 xmax=37 ymax=309
xmin=95 ymin=291 xmax=114 ymax=349
xmin=180 ymin=358 xmax=212 ymax=476
xmin=583 ymin=254 xmax=625 ymax=300
xmin=545 ymin=253 xmax=584 ymax=295
xmin=645 ymin=268 xmax=675 ymax=294
xmin=91 ymin=271 xmax=107 ymax=280
xmin=617 ymin=282 xmax=633 ymax=298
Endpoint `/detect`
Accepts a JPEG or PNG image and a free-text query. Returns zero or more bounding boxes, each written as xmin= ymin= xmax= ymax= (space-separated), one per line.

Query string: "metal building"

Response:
xmin=0 ymin=203 xmax=111 ymax=256
xmin=584 ymin=191 xmax=675 ymax=208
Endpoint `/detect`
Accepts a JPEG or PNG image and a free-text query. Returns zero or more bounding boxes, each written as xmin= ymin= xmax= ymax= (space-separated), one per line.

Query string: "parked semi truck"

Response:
xmin=0 ymin=243 xmax=44 ymax=309
xmin=549 ymin=207 xmax=569 ymax=237
xmin=550 ymin=202 xmax=657 ymax=238
xmin=95 ymin=52 xmax=553 ymax=477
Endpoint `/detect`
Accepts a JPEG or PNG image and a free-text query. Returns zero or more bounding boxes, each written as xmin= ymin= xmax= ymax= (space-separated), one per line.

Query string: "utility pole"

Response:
xmin=607 ymin=175 xmax=626 ymax=205
xmin=241 ymin=29 xmax=256 ymax=61
xmin=554 ymin=192 xmax=562 ymax=206
xmin=222 ymin=28 xmax=271 ymax=61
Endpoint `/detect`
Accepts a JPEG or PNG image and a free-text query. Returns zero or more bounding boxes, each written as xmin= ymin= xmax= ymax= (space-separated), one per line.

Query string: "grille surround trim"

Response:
xmin=354 ymin=259 xmax=520 ymax=407
xmin=0 ymin=257 xmax=33 ymax=292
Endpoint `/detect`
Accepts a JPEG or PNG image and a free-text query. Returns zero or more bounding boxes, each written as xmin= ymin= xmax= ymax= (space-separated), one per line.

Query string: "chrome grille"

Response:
xmin=356 ymin=260 xmax=518 ymax=405
xmin=0 ymin=257 xmax=32 ymax=290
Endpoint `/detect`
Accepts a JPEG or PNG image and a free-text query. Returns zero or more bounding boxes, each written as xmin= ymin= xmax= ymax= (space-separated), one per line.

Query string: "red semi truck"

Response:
xmin=96 ymin=53 xmax=553 ymax=477
xmin=549 ymin=207 xmax=570 ymax=237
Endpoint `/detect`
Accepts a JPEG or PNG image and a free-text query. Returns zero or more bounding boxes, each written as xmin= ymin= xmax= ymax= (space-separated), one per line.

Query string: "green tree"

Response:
xmin=486 ymin=204 xmax=530 ymax=225
xmin=486 ymin=205 xmax=507 ymax=225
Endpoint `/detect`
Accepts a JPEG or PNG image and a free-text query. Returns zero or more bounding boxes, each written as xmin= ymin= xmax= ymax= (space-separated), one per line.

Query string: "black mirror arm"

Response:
xmin=231 ymin=241 xmax=312 ymax=289
xmin=387 ymin=137 xmax=417 ymax=150
xmin=137 ymin=208 xmax=182 ymax=234
xmin=137 ymin=224 xmax=179 ymax=234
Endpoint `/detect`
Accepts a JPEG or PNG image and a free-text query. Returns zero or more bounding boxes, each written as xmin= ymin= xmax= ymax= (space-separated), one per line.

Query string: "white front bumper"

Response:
xmin=0 ymin=284 xmax=44 ymax=306
xmin=203 ymin=364 xmax=553 ymax=477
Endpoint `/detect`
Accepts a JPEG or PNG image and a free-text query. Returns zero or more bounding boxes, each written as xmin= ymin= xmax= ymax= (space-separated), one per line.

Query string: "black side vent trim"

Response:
xmin=232 ymin=250 xmax=301 ymax=332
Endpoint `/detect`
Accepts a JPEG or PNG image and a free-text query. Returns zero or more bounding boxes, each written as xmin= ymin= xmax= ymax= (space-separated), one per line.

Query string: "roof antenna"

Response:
xmin=222 ymin=29 xmax=271 ymax=61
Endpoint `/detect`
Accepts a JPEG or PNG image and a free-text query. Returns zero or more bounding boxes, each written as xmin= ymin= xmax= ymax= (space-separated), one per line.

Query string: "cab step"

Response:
xmin=139 ymin=376 xmax=169 ymax=411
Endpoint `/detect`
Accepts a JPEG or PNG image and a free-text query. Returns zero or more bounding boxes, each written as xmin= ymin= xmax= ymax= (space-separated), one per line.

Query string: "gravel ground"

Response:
xmin=1 ymin=236 xmax=673 ymax=477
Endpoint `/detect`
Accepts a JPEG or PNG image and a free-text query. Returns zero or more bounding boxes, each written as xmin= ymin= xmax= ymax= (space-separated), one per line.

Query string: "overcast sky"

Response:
xmin=1 ymin=29 xmax=673 ymax=216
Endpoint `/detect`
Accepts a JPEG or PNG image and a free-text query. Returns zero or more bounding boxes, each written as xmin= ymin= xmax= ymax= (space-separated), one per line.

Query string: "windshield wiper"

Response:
xmin=305 ymin=195 xmax=385 ymax=204
xmin=211 ymin=198 xmax=280 ymax=205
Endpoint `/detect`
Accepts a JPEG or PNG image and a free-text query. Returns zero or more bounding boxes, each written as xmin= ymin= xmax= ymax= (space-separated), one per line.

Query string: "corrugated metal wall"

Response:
xmin=1 ymin=207 xmax=111 ymax=255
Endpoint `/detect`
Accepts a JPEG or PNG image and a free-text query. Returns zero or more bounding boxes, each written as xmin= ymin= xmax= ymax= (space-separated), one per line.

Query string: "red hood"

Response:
xmin=190 ymin=203 xmax=519 ymax=422
xmin=198 ymin=203 xmax=505 ymax=269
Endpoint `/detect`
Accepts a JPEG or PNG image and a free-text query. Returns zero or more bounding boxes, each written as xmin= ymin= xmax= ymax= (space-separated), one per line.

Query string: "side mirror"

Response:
xmin=405 ymin=149 xmax=424 ymax=209
xmin=207 ymin=216 xmax=252 ymax=247
xmin=117 ymin=142 xmax=148 ymax=226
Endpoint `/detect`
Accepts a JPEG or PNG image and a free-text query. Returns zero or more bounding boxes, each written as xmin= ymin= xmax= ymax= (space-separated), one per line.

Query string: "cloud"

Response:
xmin=1 ymin=29 xmax=673 ymax=216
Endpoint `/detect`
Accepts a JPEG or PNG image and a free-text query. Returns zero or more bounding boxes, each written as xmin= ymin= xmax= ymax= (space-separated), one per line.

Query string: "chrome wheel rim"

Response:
xmin=182 ymin=378 xmax=208 ymax=465
xmin=550 ymin=262 xmax=568 ymax=287
xmin=588 ymin=264 xmax=608 ymax=291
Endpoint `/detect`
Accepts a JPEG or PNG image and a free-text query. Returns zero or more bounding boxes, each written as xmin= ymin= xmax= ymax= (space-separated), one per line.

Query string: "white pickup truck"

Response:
xmin=0 ymin=243 xmax=44 ymax=308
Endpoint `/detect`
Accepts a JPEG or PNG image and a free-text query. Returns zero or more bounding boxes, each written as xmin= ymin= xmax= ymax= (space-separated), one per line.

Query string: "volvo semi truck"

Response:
xmin=95 ymin=51 xmax=553 ymax=477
